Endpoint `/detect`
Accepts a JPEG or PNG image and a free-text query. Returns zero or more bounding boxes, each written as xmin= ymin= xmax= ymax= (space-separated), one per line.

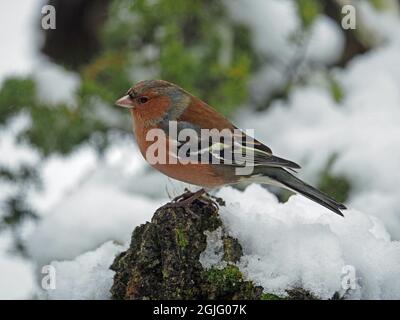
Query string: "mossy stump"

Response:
xmin=110 ymin=192 xmax=263 ymax=300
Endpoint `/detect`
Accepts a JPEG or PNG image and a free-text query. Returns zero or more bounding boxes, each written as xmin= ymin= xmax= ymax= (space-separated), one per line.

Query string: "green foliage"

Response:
xmin=102 ymin=0 xmax=254 ymax=115
xmin=79 ymin=51 xmax=132 ymax=104
xmin=0 ymin=77 xmax=36 ymax=123
xmin=318 ymin=172 xmax=351 ymax=204
xmin=318 ymin=155 xmax=351 ymax=203
xmin=329 ymin=76 xmax=344 ymax=103
xmin=297 ymin=0 xmax=322 ymax=27
xmin=0 ymin=195 xmax=38 ymax=229
xmin=0 ymin=165 xmax=40 ymax=254
xmin=370 ymin=0 xmax=387 ymax=10
xmin=0 ymin=77 xmax=112 ymax=157
xmin=23 ymin=104 xmax=110 ymax=156
xmin=0 ymin=165 xmax=41 ymax=187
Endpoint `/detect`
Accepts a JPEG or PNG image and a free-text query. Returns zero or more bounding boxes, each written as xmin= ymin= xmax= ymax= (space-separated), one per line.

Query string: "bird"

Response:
xmin=115 ymin=80 xmax=346 ymax=216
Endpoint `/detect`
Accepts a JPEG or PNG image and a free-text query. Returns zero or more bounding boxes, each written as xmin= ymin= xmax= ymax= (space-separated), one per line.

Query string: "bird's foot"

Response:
xmin=161 ymin=188 xmax=217 ymax=214
xmin=170 ymin=188 xmax=206 ymax=206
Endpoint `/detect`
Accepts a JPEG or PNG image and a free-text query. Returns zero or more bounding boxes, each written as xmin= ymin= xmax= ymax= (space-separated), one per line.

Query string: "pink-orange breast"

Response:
xmin=131 ymin=111 xmax=232 ymax=188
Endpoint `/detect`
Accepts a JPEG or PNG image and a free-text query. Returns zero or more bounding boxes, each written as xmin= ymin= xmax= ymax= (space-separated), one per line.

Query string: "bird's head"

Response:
xmin=115 ymin=80 xmax=191 ymax=123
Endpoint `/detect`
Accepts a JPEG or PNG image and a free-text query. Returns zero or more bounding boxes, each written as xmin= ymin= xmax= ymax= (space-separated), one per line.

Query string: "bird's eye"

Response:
xmin=137 ymin=96 xmax=149 ymax=104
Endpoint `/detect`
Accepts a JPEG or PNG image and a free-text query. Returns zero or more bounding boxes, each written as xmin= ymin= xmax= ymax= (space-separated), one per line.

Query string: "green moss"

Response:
xmin=175 ymin=228 xmax=189 ymax=248
xmin=202 ymin=265 xmax=262 ymax=299
xmin=204 ymin=265 xmax=243 ymax=286
xmin=260 ymin=293 xmax=283 ymax=300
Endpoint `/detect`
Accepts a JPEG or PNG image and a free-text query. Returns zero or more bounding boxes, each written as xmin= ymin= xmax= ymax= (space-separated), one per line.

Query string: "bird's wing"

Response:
xmin=212 ymin=129 xmax=301 ymax=170
xmin=162 ymin=120 xmax=300 ymax=170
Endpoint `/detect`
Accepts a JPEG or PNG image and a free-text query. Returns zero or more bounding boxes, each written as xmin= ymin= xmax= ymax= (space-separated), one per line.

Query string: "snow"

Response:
xmin=28 ymin=146 xmax=98 ymax=213
xmin=0 ymin=233 xmax=35 ymax=299
xmin=217 ymin=185 xmax=400 ymax=300
xmin=0 ymin=114 xmax=40 ymax=170
xmin=0 ymin=0 xmax=44 ymax=85
xmin=0 ymin=0 xmax=80 ymax=105
xmin=33 ymin=59 xmax=81 ymax=107
xmin=199 ymin=227 xmax=226 ymax=270
xmin=306 ymin=15 xmax=345 ymax=65
xmin=224 ymin=0 xmax=300 ymax=61
xmin=41 ymin=241 xmax=123 ymax=300
xmin=225 ymin=0 xmax=345 ymax=103
xmin=357 ymin=0 xmax=400 ymax=45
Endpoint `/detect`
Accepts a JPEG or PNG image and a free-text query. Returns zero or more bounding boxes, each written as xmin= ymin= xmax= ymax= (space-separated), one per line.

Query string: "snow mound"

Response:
xmin=217 ymin=185 xmax=400 ymax=300
xmin=41 ymin=241 xmax=122 ymax=300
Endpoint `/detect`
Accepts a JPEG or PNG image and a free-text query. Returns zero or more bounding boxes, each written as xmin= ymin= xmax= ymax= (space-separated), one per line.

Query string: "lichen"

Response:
xmin=222 ymin=236 xmax=243 ymax=263
xmin=175 ymin=228 xmax=189 ymax=248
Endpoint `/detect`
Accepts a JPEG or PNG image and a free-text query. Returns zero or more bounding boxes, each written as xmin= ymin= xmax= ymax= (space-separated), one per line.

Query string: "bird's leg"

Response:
xmin=163 ymin=188 xmax=206 ymax=209
xmin=170 ymin=188 xmax=194 ymax=203
xmin=175 ymin=188 xmax=206 ymax=206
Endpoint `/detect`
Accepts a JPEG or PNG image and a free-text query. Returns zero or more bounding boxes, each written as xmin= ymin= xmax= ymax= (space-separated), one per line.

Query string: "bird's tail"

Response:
xmin=252 ymin=167 xmax=346 ymax=217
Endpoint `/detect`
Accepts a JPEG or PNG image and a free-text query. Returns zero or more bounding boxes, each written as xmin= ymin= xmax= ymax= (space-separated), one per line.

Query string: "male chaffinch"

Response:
xmin=116 ymin=80 xmax=346 ymax=216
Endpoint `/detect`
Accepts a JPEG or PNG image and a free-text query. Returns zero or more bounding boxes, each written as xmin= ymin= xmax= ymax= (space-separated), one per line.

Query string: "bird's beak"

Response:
xmin=115 ymin=95 xmax=134 ymax=109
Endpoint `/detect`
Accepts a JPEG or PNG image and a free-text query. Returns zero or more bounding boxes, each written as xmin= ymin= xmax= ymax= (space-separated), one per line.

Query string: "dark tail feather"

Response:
xmin=257 ymin=167 xmax=346 ymax=217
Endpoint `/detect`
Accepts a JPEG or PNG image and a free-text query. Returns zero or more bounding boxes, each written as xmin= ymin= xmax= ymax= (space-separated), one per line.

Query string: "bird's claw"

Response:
xmin=161 ymin=188 xmax=218 ymax=214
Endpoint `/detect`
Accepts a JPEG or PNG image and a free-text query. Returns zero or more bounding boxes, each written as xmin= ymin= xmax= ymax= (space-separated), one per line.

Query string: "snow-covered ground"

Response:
xmin=1 ymin=0 xmax=400 ymax=299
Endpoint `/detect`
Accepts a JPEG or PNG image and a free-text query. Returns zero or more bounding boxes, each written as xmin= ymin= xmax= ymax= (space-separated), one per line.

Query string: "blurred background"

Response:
xmin=1 ymin=0 xmax=400 ymax=299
